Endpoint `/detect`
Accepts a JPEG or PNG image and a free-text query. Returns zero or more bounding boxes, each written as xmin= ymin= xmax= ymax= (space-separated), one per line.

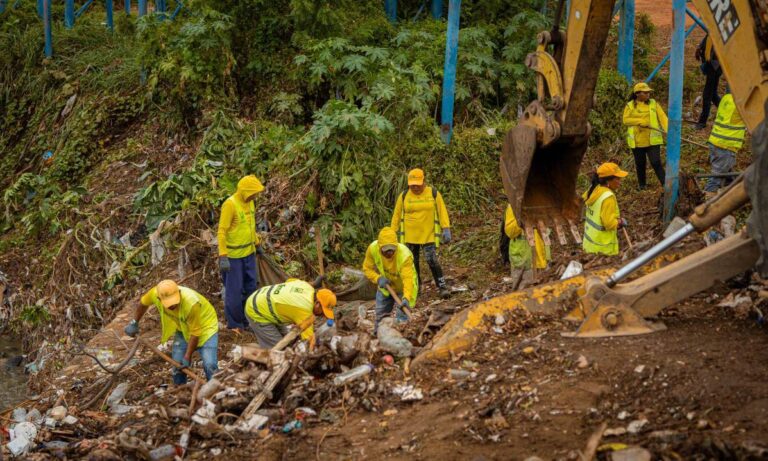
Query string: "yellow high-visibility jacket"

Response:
xmin=623 ymin=99 xmax=669 ymax=148
xmin=245 ymin=280 xmax=316 ymax=340
xmin=217 ymin=176 xmax=263 ymax=258
xmin=391 ymin=186 xmax=451 ymax=246
xmin=708 ymin=94 xmax=746 ymax=151
xmin=362 ymin=241 xmax=417 ymax=305
xmin=582 ymin=185 xmax=621 ymax=256
xmin=141 ymin=286 xmax=219 ymax=346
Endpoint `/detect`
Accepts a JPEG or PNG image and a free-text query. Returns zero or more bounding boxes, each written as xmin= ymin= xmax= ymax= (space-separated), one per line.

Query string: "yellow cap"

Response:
xmin=316 ymin=288 xmax=336 ymax=319
xmin=378 ymin=227 xmax=398 ymax=251
xmin=633 ymin=82 xmax=652 ymax=93
xmin=407 ymin=168 xmax=425 ymax=186
xmin=597 ymin=162 xmax=629 ymax=179
xmin=157 ymin=280 xmax=181 ymax=308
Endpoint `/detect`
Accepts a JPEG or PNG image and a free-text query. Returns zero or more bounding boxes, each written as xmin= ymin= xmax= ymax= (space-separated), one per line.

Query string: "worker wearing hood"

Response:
xmin=218 ymin=175 xmax=265 ymax=330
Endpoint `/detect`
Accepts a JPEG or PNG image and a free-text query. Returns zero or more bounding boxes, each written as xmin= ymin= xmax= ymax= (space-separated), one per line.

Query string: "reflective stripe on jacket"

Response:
xmin=222 ymin=195 xmax=258 ymax=258
xmin=583 ymin=190 xmax=619 ymax=256
xmin=245 ymin=280 xmax=316 ymax=340
xmin=363 ymin=241 xmax=418 ymax=305
xmin=708 ymin=94 xmax=746 ymax=151
xmin=141 ymin=286 xmax=219 ymax=346
xmin=624 ymin=99 xmax=665 ymax=148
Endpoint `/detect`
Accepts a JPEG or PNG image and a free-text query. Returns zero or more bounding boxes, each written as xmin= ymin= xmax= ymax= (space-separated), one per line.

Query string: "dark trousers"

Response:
xmin=631 ymin=145 xmax=665 ymax=188
xmin=406 ymin=243 xmax=446 ymax=289
xmin=697 ymin=66 xmax=722 ymax=125
xmin=221 ymin=254 xmax=259 ymax=329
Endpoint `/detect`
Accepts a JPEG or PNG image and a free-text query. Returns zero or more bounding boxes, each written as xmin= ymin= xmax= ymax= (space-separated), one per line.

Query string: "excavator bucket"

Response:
xmin=501 ymin=125 xmax=587 ymax=235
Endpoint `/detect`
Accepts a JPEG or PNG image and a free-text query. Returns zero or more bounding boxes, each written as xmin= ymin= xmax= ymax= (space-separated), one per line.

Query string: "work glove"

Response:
xmin=377 ymin=276 xmax=390 ymax=289
xmin=312 ymin=275 xmax=326 ymax=289
xmin=124 ymin=320 xmax=139 ymax=337
xmin=441 ymin=228 xmax=452 ymax=244
xmin=618 ymin=218 xmax=629 ymax=229
xmin=178 ymin=358 xmax=191 ymax=370
xmin=400 ymin=298 xmax=410 ymax=309
xmin=256 ymin=245 xmax=265 ymax=256
xmin=219 ymin=256 xmax=230 ymax=272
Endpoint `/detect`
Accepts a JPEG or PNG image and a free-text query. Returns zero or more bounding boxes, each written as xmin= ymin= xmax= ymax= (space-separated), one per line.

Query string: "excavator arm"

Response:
xmin=414 ymin=0 xmax=768 ymax=364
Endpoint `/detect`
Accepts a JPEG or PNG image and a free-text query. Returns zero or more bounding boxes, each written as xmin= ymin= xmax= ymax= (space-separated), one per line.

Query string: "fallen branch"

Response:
xmin=78 ymin=337 xmax=142 ymax=409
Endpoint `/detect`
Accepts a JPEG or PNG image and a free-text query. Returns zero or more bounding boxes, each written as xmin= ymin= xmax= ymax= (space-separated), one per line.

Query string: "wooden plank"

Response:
xmin=239 ymin=359 xmax=291 ymax=420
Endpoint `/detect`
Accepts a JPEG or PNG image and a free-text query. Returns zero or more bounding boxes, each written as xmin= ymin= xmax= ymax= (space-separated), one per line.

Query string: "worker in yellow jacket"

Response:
xmin=622 ymin=82 xmax=668 ymax=190
xmin=245 ymin=279 xmax=336 ymax=349
xmin=582 ymin=163 xmax=629 ymax=256
xmin=218 ymin=175 xmax=265 ymax=331
xmin=705 ymin=90 xmax=746 ymax=192
xmin=124 ymin=280 xmax=219 ymax=384
xmin=503 ymin=204 xmax=550 ymax=286
xmin=391 ymin=168 xmax=451 ymax=298
xmin=362 ymin=227 xmax=418 ymax=332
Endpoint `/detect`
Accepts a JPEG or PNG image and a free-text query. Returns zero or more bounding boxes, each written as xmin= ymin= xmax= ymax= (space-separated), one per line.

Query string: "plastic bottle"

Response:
xmin=377 ymin=318 xmax=413 ymax=357
xmin=282 ymin=420 xmax=302 ymax=433
xmin=332 ymin=364 xmax=374 ymax=386
xmin=148 ymin=444 xmax=179 ymax=461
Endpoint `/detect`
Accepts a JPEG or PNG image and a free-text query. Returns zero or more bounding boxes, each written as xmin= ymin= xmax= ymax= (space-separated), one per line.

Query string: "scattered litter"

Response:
xmin=634 ymin=365 xmax=645 ymax=374
xmin=377 ymin=318 xmax=413 ymax=357
xmin=561 ymin=261 xmax=583 ymax=279
xmin=610 ymin=447 xmax=652 ymax=461
xmin=627 ymin=419 xmax=649 ymax=434
xmin=192 ymin=400 xmax=216 ymax=425
xmin=604 ymin=427 xmax=628 ymax=437
xmin=333 ymin=364 xmax=374 ymax=386
xmin=494 ymin=314 xmax=506 ymax=326
xmin=617 ymin=410 xmax=630 ymax=420
xmin=393 ymin=385 xmax=423 ymax=401
xmin=106 ymin=382 xmax=130 ymax=408
xmin=576 ymin=355 xmax=589 ymax=369
xmin=50 ymin=405 xmax=67 ymax=421
xmin=282 ymin=420 xmax=302 ymax=433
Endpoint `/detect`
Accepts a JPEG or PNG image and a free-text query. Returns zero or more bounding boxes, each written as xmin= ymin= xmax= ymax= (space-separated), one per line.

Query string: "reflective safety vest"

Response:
xmin=626 ymin=99 xmax=665 ymax=148
xmin=708 ymin=94 xmax=746 ymax=151
xmin=583 ymin=190 xmax=619 ymax=256
xmin=397 ymin=188 xmax=441 ymax=247
xmin=370 ymin=241 xmax=418 ymax=304
xmin=224 ymin=195 xmax=257 ymax=258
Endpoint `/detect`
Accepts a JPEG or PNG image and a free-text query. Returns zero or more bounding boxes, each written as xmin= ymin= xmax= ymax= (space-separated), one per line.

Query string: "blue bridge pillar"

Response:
xmin=385 ymin=0 xmax=396 ymax=23
xmin=431 ymin=0 xmax=442 ymax=19
xmin=664 ymin=0 xmax=686 ymax=223
xmin=138 ymin=0 xmax=147 ymax=16
xmin=440 ymin=0 xmax=461 ymax=144
xmin=43 ymin=0 xmax=52 ymax=57
xmin=617 ymin=0 xmax=634 ymax=83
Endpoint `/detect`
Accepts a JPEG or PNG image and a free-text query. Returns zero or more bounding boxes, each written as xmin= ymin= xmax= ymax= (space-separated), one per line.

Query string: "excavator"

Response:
xmin=415 ymin=0 xmax=768 ymax=363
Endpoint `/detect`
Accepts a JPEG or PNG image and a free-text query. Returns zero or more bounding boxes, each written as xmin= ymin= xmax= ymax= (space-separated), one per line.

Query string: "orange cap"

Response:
xmin=407 ymin=168 xmax=425 ymax=186
xmin=316 ymin=289 xmax=336 ymax=319
xmin=157 ymin=280 xmax=181 ymax=308
xmin=596 ymin=162 xmax=629 ymax=179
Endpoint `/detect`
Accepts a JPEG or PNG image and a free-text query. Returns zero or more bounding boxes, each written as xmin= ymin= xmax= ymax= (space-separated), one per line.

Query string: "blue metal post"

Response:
xmin=106 ymin=0 xmax=114 ymax=30
xmin=156 ymin=0 xmax=166 ymax=19
xmin=65 ymin=0 xmax=74 ymax=27
xmin=617 ymin=0 xmax=634 ymax=83
xmin=385 ymin=0 xmax=396 ymax=23
xmin=440 ymin=0 xmax=461 ymax=144
xmin=664 ymin=0 xmax=686 ymax=223
xmin=431 ymin=0 xmax=441 ymax=18
xmin=685 ymin=6 xmax=708 ymax=32
xmin=125 ymin=0 xmax=130 ymax=15
xmin=37 ymin=0 xmax=42 ymax=17
xmin=0 ymin=0 xmax=6 ymax=14
xmin=138 ymin=0 xmax=146 ymax=16
xmin=43 ymin=0 xmax=52 ymax=57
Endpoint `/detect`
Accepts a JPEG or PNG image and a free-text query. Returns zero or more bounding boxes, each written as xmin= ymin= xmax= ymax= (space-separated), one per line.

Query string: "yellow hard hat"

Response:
xmin=316 ymin=288 xmax=336 ymax=319
xmin=378 ymin=227 xmax=398 ymax=251
xmin=157 ymin=280 xmax=181 ymax=308
xmin=597 ymin=162 xmax=629 ymax=179
xmin=407 ymin=168 xmax=425 ymax=186
xmin=633 ymin=82 xmax=652 ymax=93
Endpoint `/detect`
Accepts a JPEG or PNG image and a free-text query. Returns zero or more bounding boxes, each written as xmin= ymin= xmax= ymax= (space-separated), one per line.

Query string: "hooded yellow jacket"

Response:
xmin=217 ymin=176 xmax=264 ymax=257
xmin=391 ymin=186 xmax=450 ymax=245
xmin=362 ymin=228 xmax=417 ymax=304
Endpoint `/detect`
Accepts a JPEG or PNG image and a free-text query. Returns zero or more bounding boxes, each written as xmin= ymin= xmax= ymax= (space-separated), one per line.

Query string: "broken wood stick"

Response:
xmin=622 ymin=227 xmax=635 ymax=252
xmin=580 ymin=421 xmax=607 ymax=461
xmin=137 ymin=338 xmax=204 ymax=382
xmin=238 ymin=317 xmax=316 ymax=420
xmin=272 ymin=315 xmax=315 ymax=351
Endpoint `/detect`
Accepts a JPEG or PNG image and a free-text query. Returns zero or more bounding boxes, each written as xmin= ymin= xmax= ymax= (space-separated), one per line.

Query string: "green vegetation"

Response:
xmin=0 ymin=0 xmax=649 ymax=343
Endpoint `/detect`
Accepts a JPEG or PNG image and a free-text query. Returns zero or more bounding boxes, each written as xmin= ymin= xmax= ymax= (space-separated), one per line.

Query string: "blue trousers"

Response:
xmin=221 ymin=254 xmax=259 ymax=329
xmin=171 ymin=332 xmax=219 ymax=385
xmin=705 ymin=144 xmax=736 ymax=192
